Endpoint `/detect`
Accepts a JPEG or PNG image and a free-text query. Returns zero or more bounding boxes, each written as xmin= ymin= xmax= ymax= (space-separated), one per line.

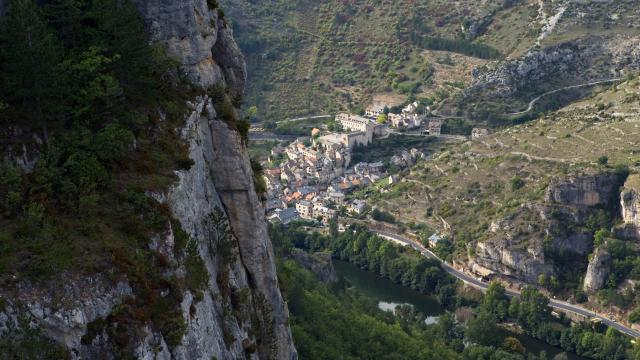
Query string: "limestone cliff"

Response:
xmin=545 ymin=173 xmax=620 ymax=208
xmin=621 ymin=174 xmax=640 ymax=239
xmin=0 ymin=1 xmax=297 ymax=359
xmin=133 ymin=1 xmax=297 ymax=358
xmin=471 ymin=173 xmax=623 ymax=284
xmin=469 ymin=44 xmax=578 ymax=98
xmin=583 ymin=247 xmax=612 ymax=292
xmin=472 ymin=205 xmax=554 ymax=283
xmin=467 ymin=35 xmax=640 ymax=106
xmin=289 ymin=250 xmax=337 ymax=284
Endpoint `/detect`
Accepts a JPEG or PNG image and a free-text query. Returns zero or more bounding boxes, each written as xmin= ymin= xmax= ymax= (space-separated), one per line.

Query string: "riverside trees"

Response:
xmin=271 ymin=222 xmax=640 ymax=359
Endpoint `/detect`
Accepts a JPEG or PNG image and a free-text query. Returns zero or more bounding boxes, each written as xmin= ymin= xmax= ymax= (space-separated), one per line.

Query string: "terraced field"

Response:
xmin=369 ymin=77 xmax=640 ymax=248
xmin=221 ymin=0 xmax=539 ymax=121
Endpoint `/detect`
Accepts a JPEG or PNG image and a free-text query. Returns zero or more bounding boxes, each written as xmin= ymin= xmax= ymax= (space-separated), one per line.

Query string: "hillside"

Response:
xmin=367 ymin=75 xmax=640 ymax=323
xmin=222 ymin=0 xmax=640 ymax=123
xmin=226 ymin=0 xmax=640 ymax=332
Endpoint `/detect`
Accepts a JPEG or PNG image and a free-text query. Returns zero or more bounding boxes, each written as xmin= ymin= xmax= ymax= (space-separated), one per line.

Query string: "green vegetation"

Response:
xmin=413 ymin=36 xmax=502 ymax=60
xmin=208 ymin=84 xmax=250 ymax=143
xmin=441 ymin=118 xmax=475 ymax=135
xmin=371 ymin=208 xmax=396 ymax=224
xmin=251 ymin=158 xmax=267 ymax=202
xmin=596 ymin=239 xmax=640 ymax=305
xmin=510 ymin=176 xmax=525 ymax=191
xmin=274 ymin=223 xmax=638 ymax=359
xmin=0 ymin=0 xmax=243 ymax=352
xmin=278 ymin=261 xmax=460 ymax=359
xmin=629 ymin=308 xmax=640 ymax=324
xmin=350 ymin=134 xmax=435 ymax=165
xmin=279 ymin=260 xmax=554 ymax=360
xmin=506 ymin=286 xmax=635 ymax=360
xmin=271 ymin=223 xmax=459 ymax=306
xmin=598 ymin=156 xmax=610 ymax=166
xmin=0 ymin=319 xmax=70 ymax=359
xmin=272 ymin=117 xmax=334 ymax=136
xmin=223 ymin=0 xmax=518 ymax=121
xmin=0 ymin=0 xmax=190 ymax=279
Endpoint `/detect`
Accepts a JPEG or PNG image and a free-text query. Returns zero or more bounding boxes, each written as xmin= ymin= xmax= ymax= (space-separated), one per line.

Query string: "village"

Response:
xmin=263 ymin=101 xmax=450 ymax=225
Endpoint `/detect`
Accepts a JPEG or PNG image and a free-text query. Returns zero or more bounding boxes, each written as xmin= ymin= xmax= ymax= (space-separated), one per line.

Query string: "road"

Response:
xmin=387 ymin=129 xmax=468 ymax=142
xmin=250 ymin=115 xmax=333 ymax=129
xmin=509 ymin=78 xmax=622 ymax=116
xmin=372 ymin=230 xmax=640 ymax=338
xmin=281 ymin=115 xmax=333 ymax=124
xmin=248 ymin=131 xmax=298 ymax=142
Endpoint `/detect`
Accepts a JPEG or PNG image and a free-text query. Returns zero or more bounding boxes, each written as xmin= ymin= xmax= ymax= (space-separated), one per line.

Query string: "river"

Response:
xmin=333 ymin=260 xmax=586 ymax=360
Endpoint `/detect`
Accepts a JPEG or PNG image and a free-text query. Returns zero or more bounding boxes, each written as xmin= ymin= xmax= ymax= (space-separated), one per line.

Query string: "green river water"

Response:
xmin=333 ymin=260 xmax=586 ymax=360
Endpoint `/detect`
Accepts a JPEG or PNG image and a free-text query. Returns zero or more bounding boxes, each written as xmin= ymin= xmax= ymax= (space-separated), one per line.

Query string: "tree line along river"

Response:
xmin=333 ymin=260 xmax=586 ymax=360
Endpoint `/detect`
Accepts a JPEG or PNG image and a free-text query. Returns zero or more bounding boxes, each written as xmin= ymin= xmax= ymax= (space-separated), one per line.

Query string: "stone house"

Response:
xmin=427 ymin=120 xmax=442 ymax=136
xmin=471 ymin=128 xmax=489 ymax=139
xmin=296 ymin=200 xmax=314 ymax=220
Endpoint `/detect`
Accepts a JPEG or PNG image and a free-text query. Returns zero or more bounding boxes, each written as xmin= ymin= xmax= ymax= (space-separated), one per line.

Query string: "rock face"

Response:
xmin=621 ymin=175 xmax=640 ymax=238
xmin=0 ymin=275 xmax=133 ymax=354
xmin=545 ymin=173 xmax=620 ymax=207
xmin=473 ymin=205 xmax=554 ymax=283
xmin=0 ymin=1 xmax=297 ymax=359
xmin=583 ymin=247 xmax=612 ymax=292
xmin=468 ymin=44 xmax=579 ymax=98
xmin=135 ymin=0 xmax=244 ymax=90
xmin=472 ymin=173 xmax=623 ymax=284
xmin=135 ymin=1 xmax=296 ymax=359
xmin=467 ymin=34 xmax=640 ymax=103
xmin=474 ymin=236 xmax=553 ymax=283
xmin=290 ymin=250 xmax=337 ymax=284
xmin=161 ymin=97 xmax=297 ymax=360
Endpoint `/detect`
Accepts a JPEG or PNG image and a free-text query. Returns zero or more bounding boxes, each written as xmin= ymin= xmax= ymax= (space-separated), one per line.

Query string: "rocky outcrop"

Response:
xmin=467 ymin=34 xmax=640 ymax=103
xmin=473 ymin=206 xmax=554 ymax=283
xmin=583 ymin=247 xmax=612 ymax=292
xmin=621 ymin=174 xmax=640 ymax=238
xmin=469 ymin=45 xmax=579 ymax=98
xmin=290 ymin=250 xmax=337 ymax=284
xmin=135 ymin=1 xmax=296 ymax=359
xmin=472 ymin=173 xmax=623 ymax=284
xmin=545 ymin=173 xmax=620 ymax=207
xmin=474 ymin=236 xmax=553 ymax=283
xmin=135 ymin=0 xmax=245 ymax=90
xmin=0 ymin=275 xmax=132 ymax=354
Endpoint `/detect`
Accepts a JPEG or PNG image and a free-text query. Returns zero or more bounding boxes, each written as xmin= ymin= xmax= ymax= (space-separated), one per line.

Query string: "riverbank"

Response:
xmin=334 ymin=259 xmax=585 ymax=360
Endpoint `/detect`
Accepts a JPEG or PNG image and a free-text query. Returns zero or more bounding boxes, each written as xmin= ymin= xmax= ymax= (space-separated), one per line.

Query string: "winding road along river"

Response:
xmin=372 ymin=230 xmax=640 ymax=339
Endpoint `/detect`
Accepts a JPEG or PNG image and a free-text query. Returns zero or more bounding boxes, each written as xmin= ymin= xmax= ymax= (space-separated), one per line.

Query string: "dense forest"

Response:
xmin=271 ymin=222 xmax=640 ymax=360
xmin=0 ymin=0 xmax=191 ymax=279
xmin=412 ymin=36 xmax=502 ymax=60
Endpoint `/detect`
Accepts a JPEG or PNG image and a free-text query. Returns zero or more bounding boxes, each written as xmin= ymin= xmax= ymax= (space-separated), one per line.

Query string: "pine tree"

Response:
xmin=0 ymin=0 xmax=64 ymax=138
xmin=89 ymin=0 xmax=160 ymax=105
xmin=45 ymin=0 xmax=88 ymax=49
